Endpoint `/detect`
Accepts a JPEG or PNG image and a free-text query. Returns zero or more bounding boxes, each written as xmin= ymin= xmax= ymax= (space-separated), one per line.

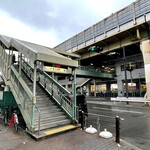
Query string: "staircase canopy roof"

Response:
xmin=0 ymin=35 xmax=78 ymax=67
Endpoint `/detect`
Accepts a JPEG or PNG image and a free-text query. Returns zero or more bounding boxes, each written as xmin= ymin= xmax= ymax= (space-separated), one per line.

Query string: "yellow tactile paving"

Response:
xmin=44 ymin=125 xmax=77 ymax=135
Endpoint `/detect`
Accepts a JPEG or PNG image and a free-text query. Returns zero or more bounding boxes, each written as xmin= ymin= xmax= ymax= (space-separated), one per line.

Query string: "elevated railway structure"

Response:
xmin=55 ymin=0 xmax=150 ymax=101
xmin=0 ymin=0 xmax=150 ymax=139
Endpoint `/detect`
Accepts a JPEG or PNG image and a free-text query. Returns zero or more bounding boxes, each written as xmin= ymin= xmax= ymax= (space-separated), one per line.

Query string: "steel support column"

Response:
xmin=123 ymin=47 xmax=129 ymax=100
xmin=73 ymin=69 xmax=76 ymax=119
xmin=19 ymin=53 xmax=22 ymax=76
xmin=32 ymin=61 xmax=37 ymax=127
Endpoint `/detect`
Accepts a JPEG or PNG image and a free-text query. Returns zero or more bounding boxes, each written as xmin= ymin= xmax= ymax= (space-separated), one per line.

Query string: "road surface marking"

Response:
xmin=93 ymin=107 xmax=143 ymax=114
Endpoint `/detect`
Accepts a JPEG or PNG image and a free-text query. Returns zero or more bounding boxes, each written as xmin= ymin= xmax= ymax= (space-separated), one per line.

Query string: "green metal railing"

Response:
xmin=22 ymin=60 xmax=77 ymax=122
xmin=10 ymin=66 xmax=33 ymax=125
xmin=78 ymin=65 xmax=115 ymax=74
xmin=0 ymin=46 xmax=40 ymax=132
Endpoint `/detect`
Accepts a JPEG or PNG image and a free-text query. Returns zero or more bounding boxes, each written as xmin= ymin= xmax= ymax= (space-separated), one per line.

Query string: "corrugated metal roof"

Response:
xmin=0 ymin=35 xmax=78 ymax=67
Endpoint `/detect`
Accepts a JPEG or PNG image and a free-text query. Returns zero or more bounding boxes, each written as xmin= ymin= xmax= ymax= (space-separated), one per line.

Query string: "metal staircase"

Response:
xmin=21 ymin=70 xmax=72 ymax=132
xmin=9 ymin=60 xmax=78 ymax=138
xmin=0 ymin=35 xmax=79 ymax=139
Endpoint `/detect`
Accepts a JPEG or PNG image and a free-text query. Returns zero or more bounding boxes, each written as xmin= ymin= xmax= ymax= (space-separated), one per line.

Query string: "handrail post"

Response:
xmin=38 ymin=109 xmax=41 ymax=135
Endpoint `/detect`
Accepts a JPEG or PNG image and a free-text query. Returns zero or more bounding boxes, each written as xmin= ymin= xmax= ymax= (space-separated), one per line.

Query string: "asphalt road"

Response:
xmin=86 ymin=100 xmax=150 ymax=150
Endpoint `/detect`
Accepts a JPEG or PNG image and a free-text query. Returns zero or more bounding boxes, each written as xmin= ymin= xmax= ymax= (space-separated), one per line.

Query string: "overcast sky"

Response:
xmin=0 ymin=0 xmax=136 ymax=47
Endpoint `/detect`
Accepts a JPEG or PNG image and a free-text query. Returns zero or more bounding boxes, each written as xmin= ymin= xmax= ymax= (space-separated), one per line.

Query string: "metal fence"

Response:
xmin=80 ymin=112 xmax=123 ymax=143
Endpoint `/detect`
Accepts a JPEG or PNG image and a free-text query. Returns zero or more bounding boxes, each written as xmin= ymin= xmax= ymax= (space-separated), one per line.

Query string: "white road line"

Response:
xmin=93 ymin=107 xmax=143 ymax=114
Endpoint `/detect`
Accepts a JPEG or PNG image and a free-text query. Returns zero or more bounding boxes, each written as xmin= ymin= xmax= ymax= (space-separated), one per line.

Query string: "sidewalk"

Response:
xmin=0 ymin=120 xmax=141 ymax=150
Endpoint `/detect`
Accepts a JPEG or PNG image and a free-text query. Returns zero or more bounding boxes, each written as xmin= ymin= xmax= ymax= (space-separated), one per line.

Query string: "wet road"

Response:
xmin=87 ymin=101 xmax=150 ymax=150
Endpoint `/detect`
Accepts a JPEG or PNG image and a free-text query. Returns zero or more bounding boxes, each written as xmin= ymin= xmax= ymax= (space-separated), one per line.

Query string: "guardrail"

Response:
xmin=111 ymin=97 xmax=150 ymax=104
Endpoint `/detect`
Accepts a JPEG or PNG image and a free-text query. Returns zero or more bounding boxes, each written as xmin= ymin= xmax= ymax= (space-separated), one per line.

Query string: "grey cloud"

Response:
xmin=0 ymin=0 xmax=134 ymax=44
xmin=0 ymin=0 xmax=53 ymax=29
xmin=0 ymin=0 xmax=96 ymax=42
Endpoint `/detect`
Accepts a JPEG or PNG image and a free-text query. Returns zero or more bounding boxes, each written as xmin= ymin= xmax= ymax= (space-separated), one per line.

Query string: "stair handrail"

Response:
xmin=10 ymin=65 xmax=33 ymax=99
xmin=10 ymin=65 xmax=41 ymax=130
xmin=22 ymin=60 xmax=76 ymax=121
xmin=43 ymin=71 xmax=71 ymax=95
xmin=22 ymin=60 xmax=71 ymax=95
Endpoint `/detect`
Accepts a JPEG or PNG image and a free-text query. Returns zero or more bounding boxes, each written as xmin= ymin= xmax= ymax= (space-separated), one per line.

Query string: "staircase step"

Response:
xmin=35 ymin=107 xmax=60 ymax=112
xmin=44 ymin=125 xmax=79 ymax=136
xmin=36 ymin=93 xmax=48 ymax=96
xmin=27 ymin=124 xmax=80 ymax=140
xmin=36 ymin=98 xmax=50 ymax=102
xmin=34 ymin=115 xmax=67 ymax=125
xmin=19 ymin=70 xmax=73 ymax=133
xmin=36 ymin=101 xmax=58 ymax=108
xmin=36 ymin=97 xmax=51 ymax=101
xmin=34 ymin=119 xmax=71 ymax=131
xmin=35 ymin=111 xmax=64 ymax=117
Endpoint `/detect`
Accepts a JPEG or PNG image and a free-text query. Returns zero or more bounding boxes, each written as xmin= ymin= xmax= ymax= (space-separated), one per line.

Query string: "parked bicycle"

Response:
xmin=3 ymin=106 xmax=19 ymax=132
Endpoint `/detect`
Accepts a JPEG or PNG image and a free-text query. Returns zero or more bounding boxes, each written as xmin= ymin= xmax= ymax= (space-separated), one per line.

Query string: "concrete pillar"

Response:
xmin=141 ymin=40 xmax=150 ymax=101
xmin=115 ymin=63 xmax=124 ymax=97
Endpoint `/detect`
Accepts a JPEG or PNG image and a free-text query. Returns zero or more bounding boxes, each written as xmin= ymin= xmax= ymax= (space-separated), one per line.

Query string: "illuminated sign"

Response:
xmin=43 ymin=66 xmax=67 ymax=73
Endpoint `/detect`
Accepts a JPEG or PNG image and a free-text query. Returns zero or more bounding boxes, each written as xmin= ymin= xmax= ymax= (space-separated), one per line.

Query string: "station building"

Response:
xmin=53 ymin=0 xmax=150 ymax=99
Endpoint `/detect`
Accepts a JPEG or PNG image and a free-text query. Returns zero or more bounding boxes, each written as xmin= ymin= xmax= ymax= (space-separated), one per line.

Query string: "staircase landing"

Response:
xmin=27 ymin=124 xmax=80 ymax=140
